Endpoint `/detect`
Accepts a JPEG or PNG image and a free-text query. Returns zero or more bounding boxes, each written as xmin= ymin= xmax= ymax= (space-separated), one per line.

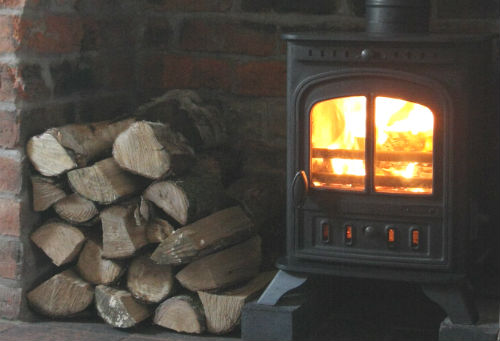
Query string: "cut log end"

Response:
xmin=31 ymin=176 xmax=67 ymax=211
xmin=27 ymin=270 xmax=94 ymax=318
xmin=53 ymin=193 xmax=99 ymax=224
xmin=27 ymin=132 xmax=77 ymax=176
xmin=95 ymin=285 xmax=151 ymax=329
xmin=154 ymin=295 xmax=206 ymax=334
xmin=76 ymin=239 xmax=124 ymax=285
xmin=31 ymin=222 xmax=86 ymax=266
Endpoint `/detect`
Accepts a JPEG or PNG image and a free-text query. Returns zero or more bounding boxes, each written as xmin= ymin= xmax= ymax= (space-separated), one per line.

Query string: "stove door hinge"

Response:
xmin=292 ymin=170 xmax=308 ymax=207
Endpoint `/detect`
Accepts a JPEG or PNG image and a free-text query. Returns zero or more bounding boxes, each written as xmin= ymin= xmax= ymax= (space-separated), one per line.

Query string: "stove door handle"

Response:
xmin=292 ymin=170 xmax=308 ymax=207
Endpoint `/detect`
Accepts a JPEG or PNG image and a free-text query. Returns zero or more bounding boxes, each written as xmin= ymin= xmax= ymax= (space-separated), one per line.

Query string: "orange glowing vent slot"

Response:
xmin=411 ymin=229 xmax=420 ymax=249
xmin=388 ymin=228 xmax=395 ymax=243
xmin=345 ymin=225 xmax=353 ymax=245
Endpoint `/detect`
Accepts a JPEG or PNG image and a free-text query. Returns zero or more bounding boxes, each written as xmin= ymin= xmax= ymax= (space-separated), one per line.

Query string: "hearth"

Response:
xmin=243 ymin=1 xmax=499 ymax=340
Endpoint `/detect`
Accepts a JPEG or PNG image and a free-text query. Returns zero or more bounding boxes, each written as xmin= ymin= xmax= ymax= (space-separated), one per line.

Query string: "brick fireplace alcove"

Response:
xmin=0 ymin=0 xmax=498 ymax=335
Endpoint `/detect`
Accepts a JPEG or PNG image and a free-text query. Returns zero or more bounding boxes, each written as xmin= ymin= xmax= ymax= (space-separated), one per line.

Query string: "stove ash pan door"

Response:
xmin=289 ymin=71 xmax=454 ymax=270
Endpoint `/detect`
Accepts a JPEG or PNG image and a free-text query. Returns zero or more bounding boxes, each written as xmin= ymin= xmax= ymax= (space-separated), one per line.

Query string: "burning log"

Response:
xmin=312 ymin=172 xmax=433 ymax=188
xmin=95 ymin=285 xmax=151 ymax=328
xmin=127 ymin=254 xmax=174 ymax=304
xmin=26 ymin=118 xmax=134 ymax=176
xmin=76 ymin=239 xmax=124 ymax=285
xmin=31 ymin=175 xmax=67 ymax=211
xmin=136 ymin=89 xmax=226 ymax=150
xmin=151 ymin=206 xmax=254 ymax=265
xmin=27 ymin=270 xmax=94 ymax=318
xmin=143 ymin=173 xmax=225 ymax=225
xmin=113 ymin=121 xmax=195 ymax=179
xmin=67 ymin=158 xmax=147 ymax=204
xmin=312 ymin=148 xmax=433 ymax=163
xmin=198 ymin=271 xmax=276 ymax=334
xmin=176 ymin=236 xmax=261 ymax=292
xmin=53 ymin=193 xmax=99 ymax=225
xmin=30 ymin=221 xmax=86 ymax=266
xmin=100 ymin=202 xmax=148 ymax=259
xmin=153 ymin=295 xmax=206 ymax=334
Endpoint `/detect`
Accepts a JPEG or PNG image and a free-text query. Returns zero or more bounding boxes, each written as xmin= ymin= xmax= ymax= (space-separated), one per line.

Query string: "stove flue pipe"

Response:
xmin=366 ymin=0 xmax=431 ymax=34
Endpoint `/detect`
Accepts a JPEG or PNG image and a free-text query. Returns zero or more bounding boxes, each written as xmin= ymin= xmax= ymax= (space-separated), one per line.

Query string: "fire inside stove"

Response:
xmin=310 ymin=96 xmax=434 ymax=194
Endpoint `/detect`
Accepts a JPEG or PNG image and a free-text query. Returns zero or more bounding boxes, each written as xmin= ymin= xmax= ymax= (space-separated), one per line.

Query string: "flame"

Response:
xmin=310 ymin=95 xmax=434 ymax=194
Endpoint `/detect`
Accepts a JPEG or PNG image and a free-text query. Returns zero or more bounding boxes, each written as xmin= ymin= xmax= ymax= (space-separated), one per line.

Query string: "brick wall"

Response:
xmin=0 ymin=0 xmax=498 ymax=320
xmin=0 ymin=0 xmax=140 ymax=320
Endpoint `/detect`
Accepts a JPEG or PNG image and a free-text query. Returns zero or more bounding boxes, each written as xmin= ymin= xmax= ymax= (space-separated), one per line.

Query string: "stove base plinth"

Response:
xmin=241 ymin=299 xmax=313 ymax=341
xmin=439 ymin=318 xmax=499 ymax=341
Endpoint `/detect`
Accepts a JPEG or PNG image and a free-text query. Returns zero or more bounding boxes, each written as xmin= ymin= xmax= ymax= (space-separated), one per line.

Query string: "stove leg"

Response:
xmin=421 ymin=279 xmax=479 ymax=325
xmin=241 ymin=270 xmax=310 ymax=341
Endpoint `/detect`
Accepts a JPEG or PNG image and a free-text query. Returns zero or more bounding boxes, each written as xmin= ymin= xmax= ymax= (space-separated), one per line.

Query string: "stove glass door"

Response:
xmin=310 ymin=95 xmax=434 ymax=195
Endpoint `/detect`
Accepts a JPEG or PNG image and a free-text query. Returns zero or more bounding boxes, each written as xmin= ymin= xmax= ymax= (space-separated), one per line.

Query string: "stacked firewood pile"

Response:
xmin=25 ymin=90 xmax=284 ymax=335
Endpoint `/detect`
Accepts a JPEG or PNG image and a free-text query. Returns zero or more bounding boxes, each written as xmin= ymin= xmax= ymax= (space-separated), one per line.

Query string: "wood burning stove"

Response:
xmin=242 ymin=1 xmax=499 ymax=340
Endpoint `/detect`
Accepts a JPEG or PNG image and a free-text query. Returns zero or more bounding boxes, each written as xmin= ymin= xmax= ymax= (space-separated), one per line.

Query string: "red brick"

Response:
xmin=0 ymin=153 xmax=22 ymax=194
xmin=81 ymin=18 xmax=135 ymax=52
xmin=0 ymin=111 xmax=19 ymax=148
xmin=146 ymin=0 xmax=232 ymax=12
xmin=142 ymin=54 xmax=233 ymax=91
xmin=234 ymin=61 xmax=286 ymax=97
xmin=0 ymin=285 xmax=22 ymax=320
xmin=0 ymin=16 xmax=21 ymax=53
xmin=18 ymin=15 xmax=83 ymax=54
xmin=180 ymin=19 xmax=277 ymax=57
xmin=0 ymin=198 xmax=21 ymax=237
xmin=0 ymin=0 xmax=26 ymax=8
xmin=0 ymin=238 xmax=22 ymax=280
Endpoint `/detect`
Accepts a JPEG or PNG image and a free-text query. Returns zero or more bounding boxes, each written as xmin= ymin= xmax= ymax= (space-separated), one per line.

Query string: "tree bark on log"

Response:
xmin=146 ymin=218 xmax=174 ymax=244
xmin=31 ymin=175 xmax=67 ymax=211
xmin=127 ymin=254 xmax=174 ymax=304
xmin=27 ymin=270 xmax=94 ymax=318
xmin=95 ymin=285 xmax=151 ymax=328
xmin=26 ymin=118 xmax=134 ymax=176
xmin=53 ymin=193 xmax=99 ymax=224
xmin=68 ymin=158 xmax=148 ymax=204
xmin=143 ymin=173 xmax=225 ymax=226
xmin=30 ymin=221 xmax=86 ymax=266
xmin=76 ymin=239 xmax=124 ymax=285
xmin=151 ymin=206 xmax=254 ymax=265
xmin=153 ymin=295 xmax=206 ymax=334
xmin=100 ymin=202 xmax=148 ymax=259
xmin=198 ymin=271 xmax=276 ymax=334
xmin=136 ymin=89 xmax=226 ymax=150
xmin=113 ymin=121 xmax=195 ymax=179
xmin=175 ymin=236 xmax=261 ymax=292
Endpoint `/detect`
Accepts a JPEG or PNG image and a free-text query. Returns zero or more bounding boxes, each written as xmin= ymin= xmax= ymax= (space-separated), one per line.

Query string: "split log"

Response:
xmin=176 ymin=236 xmax=261 ymax=292
xmin=146 ymin=218 xmax=175 ymax=244
xmin=68 ymin=158 xmax=147 ymax=204
xmin=100 ymin=202 xmax=148 ymax=259
xmin=151 ymin=206 xmax=254 ymax=265
xmin=76 ymin=239 xmax=124 ymax=285
xmin=134 ymin=197 xmax=152 ymax=227
xmin=198 ymin=271 xmax=276 ymax=334
xmin=31 ymin=222 xmax=86 ymax=266
xmin=137 ymin=89 xmax=226 ymax=150
xmin=95 ymin=285 xmax=151 ymax=328
xmin=26 ymin=118 xmax=134 ymax=176
xmin=127 ymin=254 xmax=174 ymax=304
xmin=113 ymin=121 xmax=195 ymax=179
xmin=31 ymin=175 xmax=67 ymax=211
xmin=153 ymin=295 xmax=206 ymax=334
xmin=27 ymin=269 xmax=94 ymax=318
xmin=143 ymin=173 xmax=225 ymax=225
xmin=53 ymin=193 xmax=99 ymax=224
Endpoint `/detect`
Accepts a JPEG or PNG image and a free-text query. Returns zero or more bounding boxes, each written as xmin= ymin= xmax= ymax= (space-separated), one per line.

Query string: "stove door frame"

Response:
xmin=287 ymin=69 xmax=458 ymax=273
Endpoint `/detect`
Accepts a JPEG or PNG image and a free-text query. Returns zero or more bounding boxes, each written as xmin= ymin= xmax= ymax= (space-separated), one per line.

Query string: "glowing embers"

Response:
xmin=310 ymin=96 xmax=367 ymax=191
xmin=375 ymin=97 xmax=434 ymax=194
